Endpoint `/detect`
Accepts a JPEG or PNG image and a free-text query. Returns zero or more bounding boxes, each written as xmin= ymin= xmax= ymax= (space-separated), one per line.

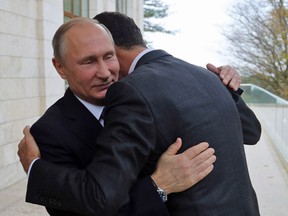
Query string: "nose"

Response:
xmin=96 ymin=60 xmax=111 ymax=81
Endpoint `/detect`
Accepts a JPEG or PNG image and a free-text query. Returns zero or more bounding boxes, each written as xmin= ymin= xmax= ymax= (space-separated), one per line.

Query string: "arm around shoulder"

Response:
xmin=229 ymin=88 xmax=262 ymax=144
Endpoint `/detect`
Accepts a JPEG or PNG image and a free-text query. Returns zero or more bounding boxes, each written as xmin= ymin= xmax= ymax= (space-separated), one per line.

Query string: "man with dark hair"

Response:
xmin=18 ymin=13 xmax=261 ymax=216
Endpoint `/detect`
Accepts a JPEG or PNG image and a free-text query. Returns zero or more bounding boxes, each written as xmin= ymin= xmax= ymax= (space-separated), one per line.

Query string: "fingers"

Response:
xmin=17 ymin=136 xmax=28 ymax=173
xmin=218 ymin=65 xmax=230 ymax=83
xmin=218 ymin=65 xmax=236 ymax=85
xmin=23 ymin=125 xmax=31 ymax=136
xmin=163 ymin=138 xmax=182 ymax=156
xmin=182 ymin=142 xmax=216 ymax=177
xmin=17 ymin=125 xmax=40 ymax=173
xmin=25 ymin=126 xmax=37 ymax=147
xmin=17 ymin=137 xmax=25 ymax=157
xmin=153 ymin=141 xmax=216 ymax=194
xmin=207 ymin=63 xmax=242 ymax=91
xmin=183 ymin=149 xmax=216 ymax=185
xmin=195 ymin=154 xmax=216 ymax=180
xmin=228 ymin=73 xmax=241 ymax=91
xmin=206 ymin=63 xmax=220 ymax=74
xmin=219 ymin=65 xmax=233 ymax=85
xmin=182 ymin=142 xmax=209 ymax=160
xmin=189 ymin=147 xmax=216 ymax=170
xmin=218 ymin=65 xmax=241 ymax=91
xmin=195 ymin=153 xmax=217 ymax=172
xmin=198 ymin=164 xmax=214 ymax=181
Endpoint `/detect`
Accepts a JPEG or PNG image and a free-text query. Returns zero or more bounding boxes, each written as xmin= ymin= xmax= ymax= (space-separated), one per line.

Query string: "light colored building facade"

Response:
xmin=0 ymin=0 xmax=143 ymax=190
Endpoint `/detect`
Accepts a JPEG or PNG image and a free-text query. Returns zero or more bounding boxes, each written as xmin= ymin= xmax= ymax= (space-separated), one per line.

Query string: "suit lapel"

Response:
xmin=62 ymin=88 xmax=103 ymax=149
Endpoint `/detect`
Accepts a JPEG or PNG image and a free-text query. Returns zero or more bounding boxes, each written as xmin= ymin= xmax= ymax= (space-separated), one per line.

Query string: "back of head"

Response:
xmin=94 ymin=12 xmax=146 ymax=49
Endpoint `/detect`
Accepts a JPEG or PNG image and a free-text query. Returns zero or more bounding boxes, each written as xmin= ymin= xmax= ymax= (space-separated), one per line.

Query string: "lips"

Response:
xmin=93 ymin=81 xmax=114 ymax=90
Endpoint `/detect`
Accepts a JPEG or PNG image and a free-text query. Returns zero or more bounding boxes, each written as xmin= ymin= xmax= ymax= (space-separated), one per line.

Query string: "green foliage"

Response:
xmin=144 ymin=0 xmax=169 ymax=18
xmin=143 ymin=0 xmax=173 ymax=34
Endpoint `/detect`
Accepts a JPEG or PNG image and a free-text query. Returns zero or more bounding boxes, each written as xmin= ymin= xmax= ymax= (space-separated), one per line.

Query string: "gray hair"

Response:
xmin=52 ymin=17 xmax=114 ymax=64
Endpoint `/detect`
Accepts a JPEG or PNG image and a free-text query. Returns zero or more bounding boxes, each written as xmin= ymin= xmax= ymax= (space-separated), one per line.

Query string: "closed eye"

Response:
xmin=104 ymin=51 xmax=116 ymax=60
xmin=81 ymin=56 xmax=95 ymax=64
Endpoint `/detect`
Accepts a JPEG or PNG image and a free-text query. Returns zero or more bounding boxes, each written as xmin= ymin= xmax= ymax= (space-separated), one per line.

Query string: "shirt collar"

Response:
xmin=128 ymin=48 xmax=154 ymax=74
xmin=75 ymin=95 xmax=104 ymax=121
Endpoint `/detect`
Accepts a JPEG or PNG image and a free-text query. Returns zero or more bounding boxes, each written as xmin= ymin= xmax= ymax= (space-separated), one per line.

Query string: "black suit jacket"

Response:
xmin=28 ymin=88 xmax=168 ymax=216
xmin=27 ymin=50 xmax=261 ymax=216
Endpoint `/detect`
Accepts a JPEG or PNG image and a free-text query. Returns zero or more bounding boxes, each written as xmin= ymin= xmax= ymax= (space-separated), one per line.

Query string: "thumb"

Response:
xmin=164 ymin=138 xmax=182 ymax=156
xmin=23 ymin=125 xmax=36 ymax=148
xmin=206 ymin=63 xmax=220 ymax=74
xmin=23 ymin=125 xmax=31 ymax=136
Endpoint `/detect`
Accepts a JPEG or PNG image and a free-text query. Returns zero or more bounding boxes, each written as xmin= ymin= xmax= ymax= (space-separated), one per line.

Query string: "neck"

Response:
xmin=116 ymin=46 xmax=146 ymax=76
xmin=117 ymin=46 xmax=146 ymax=62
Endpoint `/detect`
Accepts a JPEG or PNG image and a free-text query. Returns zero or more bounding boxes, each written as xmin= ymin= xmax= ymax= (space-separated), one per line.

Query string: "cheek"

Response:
xmin=119 ymin=70 xmax=126 ymax=79
xmin=110 ymin=60 xmax=120 ymax=78
xmin=71 ymin=76 xmax=88 ymax=87
xmin=113 ymin=71 xmax=119 ymax=80
xmin=74 ymin=69 xmax=95 ymax=84
xmin=69 ymin=76 xmax=92 ymax=94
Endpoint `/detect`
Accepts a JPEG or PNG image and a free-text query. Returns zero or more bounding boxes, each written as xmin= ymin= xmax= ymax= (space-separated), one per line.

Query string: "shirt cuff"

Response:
xmin=27 ymin=158 xmax=40 ymax=177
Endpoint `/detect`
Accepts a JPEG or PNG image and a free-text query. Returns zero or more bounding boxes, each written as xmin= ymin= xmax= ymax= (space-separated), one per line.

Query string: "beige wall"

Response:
xmin=0 ymin=0 xmax=64 ymax=189
xmin=0 ymin=0 xmax=143 ymax=189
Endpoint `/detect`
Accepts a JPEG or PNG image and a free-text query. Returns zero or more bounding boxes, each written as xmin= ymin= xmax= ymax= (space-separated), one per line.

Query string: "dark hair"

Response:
xmin=94 ymin=12 xmax=146 ymax=49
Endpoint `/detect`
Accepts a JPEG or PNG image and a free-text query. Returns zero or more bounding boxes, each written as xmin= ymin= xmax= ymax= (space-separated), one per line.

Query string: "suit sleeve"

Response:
xmin=30 ymin=124 xmax=79 ymax=167
xmin=30 ymin=124 xmax=88 ymax=216
xmin=26 ymin=81 xmax=162 ymax=216
xmin=228 ymin=88 xmax=262 ymax=144
xmin=116 ymin=176 xmax=169 ymax=216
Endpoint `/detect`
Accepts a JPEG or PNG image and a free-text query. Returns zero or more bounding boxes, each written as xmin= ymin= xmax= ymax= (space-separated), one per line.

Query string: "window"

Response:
xmin=64 ymin=0 xmax=89 ymax=22
xmin=63 ymin=0 xmax=89 ymax=89
xmin=116 ymin=0 xmax=127 ymax=14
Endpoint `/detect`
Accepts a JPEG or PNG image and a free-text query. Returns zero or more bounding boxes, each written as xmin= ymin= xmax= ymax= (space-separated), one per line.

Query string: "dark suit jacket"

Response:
xmin=27 ymin=50 xmax=261 ymax=216
xmin=28 ymin=88 xmax=168 ymax=216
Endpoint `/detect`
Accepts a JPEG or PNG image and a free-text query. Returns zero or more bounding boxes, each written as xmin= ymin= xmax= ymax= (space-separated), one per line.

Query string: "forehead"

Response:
xmin=64 ymin=22 xmax=114 ymax=51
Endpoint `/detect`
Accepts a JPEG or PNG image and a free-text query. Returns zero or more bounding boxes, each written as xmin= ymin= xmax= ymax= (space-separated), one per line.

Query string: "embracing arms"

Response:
xmin=17 ymin=64 xmax=241 ymax=216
